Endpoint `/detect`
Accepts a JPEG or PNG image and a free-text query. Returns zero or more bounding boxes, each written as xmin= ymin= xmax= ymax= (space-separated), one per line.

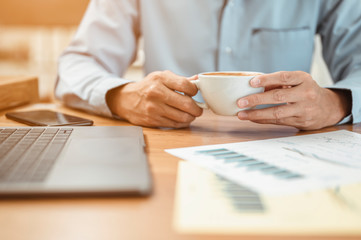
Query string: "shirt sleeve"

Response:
xmin=318 ymin=0 xmax=361 ymax=124
xmin=55 ymin=0 xmax=140 ymax=117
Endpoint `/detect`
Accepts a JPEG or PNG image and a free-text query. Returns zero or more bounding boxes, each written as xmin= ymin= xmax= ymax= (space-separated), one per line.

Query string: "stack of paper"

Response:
xmin=167 ymin=130 xmax=361 ymax=195
xmin=174 ymin=161 xmax=361 ymax=235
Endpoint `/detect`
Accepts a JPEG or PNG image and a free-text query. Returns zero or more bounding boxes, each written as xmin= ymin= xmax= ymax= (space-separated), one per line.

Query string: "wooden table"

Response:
xmin=0 ymin=103 xmax=360 ymax=240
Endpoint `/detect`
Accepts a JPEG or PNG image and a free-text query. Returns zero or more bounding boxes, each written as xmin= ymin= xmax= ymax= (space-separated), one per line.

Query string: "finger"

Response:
xmin=158 ymin=116 xmax=191 ymax=128
xmin=160 ymin=71 xmax=199 ymax=96
xmin=162 ymin=85 xmax=203 ymax=117
xmin=158 ymin=103 xmax=197 ymax=124
xmin=237 ymin=103 xmax=302 ymax=121
xmin=132 ymin=110 xmax=190 ymax=129
xmin=237 ymin=86 xmax=304 ymax=108
xmin=152 ymin=116 xmax=191 ymax=129
xmin=251 ymin=117 xmax=317 ymax=130
xmin=141 ymin=82 xmax=202 ymax=117
xmin=250 ymin=117 xmax=298 ymax=127
xmin=250 ymin=71 xmax=310 ymax=88
xmin=187 ymin=75 xmax=198 ymax=80
xmin=264 ymin=84 xmax=292 ymax=91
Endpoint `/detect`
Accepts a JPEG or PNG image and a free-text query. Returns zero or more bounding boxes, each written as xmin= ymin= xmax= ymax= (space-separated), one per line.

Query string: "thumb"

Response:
xmin=187 ymin=75 xmax=198 ymax=81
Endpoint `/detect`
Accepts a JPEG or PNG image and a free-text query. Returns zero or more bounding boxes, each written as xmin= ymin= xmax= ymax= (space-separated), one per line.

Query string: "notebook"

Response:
xmin=0 ymin=126 xmax=152 ymax=197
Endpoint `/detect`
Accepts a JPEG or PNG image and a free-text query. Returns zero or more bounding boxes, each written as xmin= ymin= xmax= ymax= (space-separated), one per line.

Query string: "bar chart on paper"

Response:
xmin=173 ymin=161 xmax=361 ymax=236
xmin=166 ymin=130 xmax=361 ymax=195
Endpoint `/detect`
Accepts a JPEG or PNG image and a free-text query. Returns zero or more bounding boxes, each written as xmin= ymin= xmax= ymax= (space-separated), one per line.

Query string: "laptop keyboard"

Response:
xmin=0 ymin=127 xmax=73 ymax=183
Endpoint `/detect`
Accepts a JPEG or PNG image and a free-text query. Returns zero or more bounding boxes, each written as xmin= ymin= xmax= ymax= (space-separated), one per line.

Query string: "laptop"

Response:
xmin=0 ymin=126 xmax=152 ymax=197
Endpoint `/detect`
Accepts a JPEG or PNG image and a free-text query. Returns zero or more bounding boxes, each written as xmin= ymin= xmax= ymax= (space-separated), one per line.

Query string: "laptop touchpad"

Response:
xmin=60 ymin=137 xmax=142 ymax=165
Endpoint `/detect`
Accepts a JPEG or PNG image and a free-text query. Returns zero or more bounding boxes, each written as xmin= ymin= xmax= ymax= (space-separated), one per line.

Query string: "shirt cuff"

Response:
xmin=326 ymin=86 xmax=353 ymax=125
xmin=90 ymin=76 xmax=134 ymax=118
xmin=336 ymin=114 xmax=352 ymax=125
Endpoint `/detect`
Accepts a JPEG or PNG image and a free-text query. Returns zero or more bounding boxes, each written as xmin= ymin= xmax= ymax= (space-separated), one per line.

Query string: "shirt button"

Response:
xmin=225 ymin=47 xmax=232 ymax=54
xmin=229 ymin=0 xmax=234 ymax=7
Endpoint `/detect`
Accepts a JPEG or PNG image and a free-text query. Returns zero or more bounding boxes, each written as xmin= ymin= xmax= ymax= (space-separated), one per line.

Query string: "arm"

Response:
xmin=56 ymin=0 xmax=202 ymax=128
xmin=236 ymin=0 xmax=360 ymax=130
xmin=318 ymin=0 xmax=361 ymax=124
xmin=55 ymin=0 xmax=140 ymax=117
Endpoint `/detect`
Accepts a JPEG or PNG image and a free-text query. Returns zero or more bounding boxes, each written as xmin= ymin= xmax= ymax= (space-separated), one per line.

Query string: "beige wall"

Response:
xmin=0 ymin=0 xmax=89 ymax=101
xmin=0 ymin=0 xmax=89 ymax=26
xmin=0 ymin=26 xmax=77 ymax=101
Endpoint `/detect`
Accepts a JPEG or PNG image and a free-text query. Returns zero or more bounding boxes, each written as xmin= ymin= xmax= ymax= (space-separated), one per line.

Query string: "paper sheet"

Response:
xmin=174 ymin=161 xmax=361 ymax=235
xmin=166 ymin=130 xmax=361 ymax=195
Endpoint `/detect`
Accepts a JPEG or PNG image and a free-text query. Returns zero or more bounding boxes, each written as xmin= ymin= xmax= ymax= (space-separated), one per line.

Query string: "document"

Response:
xmin=174 ymin=161 xmax=361 ymax=235
xmin=166 ymin=130 xmax=361 ymax=195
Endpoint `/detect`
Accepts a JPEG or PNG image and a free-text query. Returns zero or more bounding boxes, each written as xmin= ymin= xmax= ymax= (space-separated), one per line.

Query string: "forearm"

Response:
xmin=327 ymin=70 xmax=361 ymax=124
xmin=55 ymin=0 xmax=140 ymax=117
xmin=105 ymin=83 xmax=133 ymax=119
xmin=325 ymin=88 xmax=352 ymax=124
xmin=55 ymin=53 xmax=133 ymax=117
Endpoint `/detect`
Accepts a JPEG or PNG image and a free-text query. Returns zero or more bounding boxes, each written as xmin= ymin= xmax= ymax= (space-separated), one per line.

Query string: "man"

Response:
xmin=56 ymin=0 xmax=361 ymax=130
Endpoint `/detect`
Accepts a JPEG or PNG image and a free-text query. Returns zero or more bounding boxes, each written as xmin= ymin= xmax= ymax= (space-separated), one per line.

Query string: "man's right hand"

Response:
xmin=106 ymin=70 xmax=203 ymax=128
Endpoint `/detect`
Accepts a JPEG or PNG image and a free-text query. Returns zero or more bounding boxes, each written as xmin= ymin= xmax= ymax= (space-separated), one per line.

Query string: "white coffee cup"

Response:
xmin=191 ymin=71 xmax=264 ymax=116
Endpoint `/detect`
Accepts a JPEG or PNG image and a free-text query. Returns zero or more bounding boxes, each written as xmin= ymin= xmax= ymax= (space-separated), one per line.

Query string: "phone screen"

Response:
xmin=5 ymin=110 xmax=94 ymax=126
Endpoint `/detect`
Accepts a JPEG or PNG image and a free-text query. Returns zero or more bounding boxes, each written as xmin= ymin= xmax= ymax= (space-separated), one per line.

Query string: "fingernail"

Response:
xmin=238 ymin=99 xmax=249 ymax=108
xmin=238 ymin=111 xmax=248 ymax=119
xmin=251 ymin=77 xmax=261 ymax=87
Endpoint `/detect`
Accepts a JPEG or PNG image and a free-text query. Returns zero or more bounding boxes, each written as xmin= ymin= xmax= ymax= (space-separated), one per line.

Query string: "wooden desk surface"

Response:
xmin=0 ymin=103 xmax=360 ymax=240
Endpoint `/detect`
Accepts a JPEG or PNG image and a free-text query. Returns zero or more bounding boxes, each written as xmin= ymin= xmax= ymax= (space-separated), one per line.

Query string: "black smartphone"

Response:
xmin=5 ymin=110 xmax=94 ymax=126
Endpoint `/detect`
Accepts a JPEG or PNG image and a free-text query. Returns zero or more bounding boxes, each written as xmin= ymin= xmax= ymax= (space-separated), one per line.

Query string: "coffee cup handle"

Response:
xmin=190 ymin=80 xmax=208 ymax=109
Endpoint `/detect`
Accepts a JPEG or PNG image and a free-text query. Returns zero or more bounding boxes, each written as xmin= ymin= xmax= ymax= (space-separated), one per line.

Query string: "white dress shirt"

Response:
xmin=56 ymin=0 xmax=361 ymax=124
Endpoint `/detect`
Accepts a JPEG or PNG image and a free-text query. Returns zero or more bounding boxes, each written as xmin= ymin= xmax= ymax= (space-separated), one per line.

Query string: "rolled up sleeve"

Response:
xmin=318 ymin=0 xmax=361 ymax=124
xmin=55 ymin=0 xmax=140 ymax=117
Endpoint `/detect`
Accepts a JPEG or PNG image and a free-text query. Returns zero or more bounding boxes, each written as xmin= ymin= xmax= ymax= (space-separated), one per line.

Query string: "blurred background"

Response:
xmin=0 ymin=0 xmax=144 ymax=102
xmin=0 ymin=0 xmax=330 ymax=102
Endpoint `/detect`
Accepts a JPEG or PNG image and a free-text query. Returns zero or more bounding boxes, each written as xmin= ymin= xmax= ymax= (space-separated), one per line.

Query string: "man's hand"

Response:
xmin=236 ymin=71 xmax=352 ymax=130
xmin=106 ymin=70 xmax=203 ymax=128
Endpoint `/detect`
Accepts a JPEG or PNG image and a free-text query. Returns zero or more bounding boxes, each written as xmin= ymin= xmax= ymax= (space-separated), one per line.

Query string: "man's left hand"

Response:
xmin=237 ymin=71 xmax=351 ymax=130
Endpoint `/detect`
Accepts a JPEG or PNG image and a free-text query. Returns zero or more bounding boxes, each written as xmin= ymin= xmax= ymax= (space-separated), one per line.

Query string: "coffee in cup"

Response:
xmin=191 ymin=71 xmax=264 ymax=116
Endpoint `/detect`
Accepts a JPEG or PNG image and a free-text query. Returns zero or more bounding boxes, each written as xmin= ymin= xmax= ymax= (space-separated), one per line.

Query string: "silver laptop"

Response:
xmin=0 ymin=126 xmax=152 ymax=197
